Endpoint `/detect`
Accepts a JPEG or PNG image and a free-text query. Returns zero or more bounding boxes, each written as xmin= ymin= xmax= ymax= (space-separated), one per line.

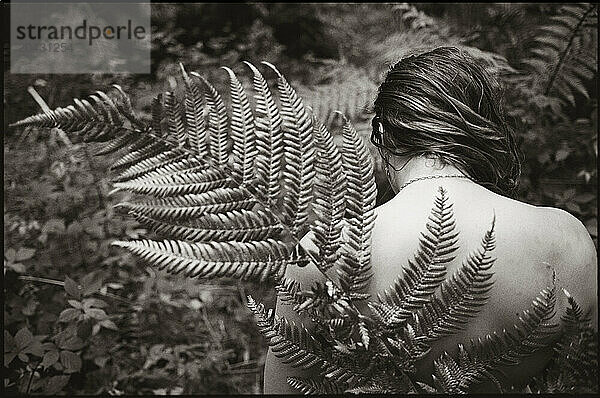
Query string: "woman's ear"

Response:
xmin=422 ymin=152 xmax=445 ymax=170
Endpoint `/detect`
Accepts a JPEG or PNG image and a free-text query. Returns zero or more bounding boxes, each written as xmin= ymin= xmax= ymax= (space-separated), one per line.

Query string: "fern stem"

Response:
xmin=544 ymin=4 xmax=596 ymax=95
xmin=18 ymin=275 xmax=132 ymax=304
xmin=25 ymin=359 xmax=41 ymax=394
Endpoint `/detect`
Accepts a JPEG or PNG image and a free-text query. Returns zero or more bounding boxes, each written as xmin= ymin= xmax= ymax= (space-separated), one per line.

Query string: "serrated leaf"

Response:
xmin=41 ymin=350 xmax=60 ymax=369
xmin=85 ymin=308 xmax=108 ymax=320
xmin=64 ymin=277 xmax=81 ymax=299
xmin=5 ymin=352 xmax=17 ymax=366
xmin=99 ymin=319 xmax=118 ymax=330
xmin=59 ymin=308 xmax=82 ymax=323
xmin=81 ymin=273 xmax=103 ymax=296
xmin=14 ymin=328 xmax=34 ymax=350
xmin=68 ymin=300 xmax=82 ymax=309
xmin=60 ymin=350 xmax=82 ymax=373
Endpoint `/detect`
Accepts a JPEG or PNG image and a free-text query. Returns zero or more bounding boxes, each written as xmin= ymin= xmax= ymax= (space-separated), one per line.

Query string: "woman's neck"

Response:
xmin=388 ymin=156 xmax=467 ymax=192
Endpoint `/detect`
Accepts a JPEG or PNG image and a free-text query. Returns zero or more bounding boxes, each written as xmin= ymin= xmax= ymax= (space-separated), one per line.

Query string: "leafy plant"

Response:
xmin=10 ymin=60 xmax=597 ymax=394
xmin=3 ymin=273 xmax=114 ymax=394
xmin=520 ymin=3 xmax=597 ymax=108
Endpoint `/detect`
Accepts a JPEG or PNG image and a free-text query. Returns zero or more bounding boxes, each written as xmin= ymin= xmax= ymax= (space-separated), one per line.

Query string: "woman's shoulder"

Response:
xmin=373 ymin=189 xmax=597 ymax=326
xmin=534 ymin=205 xmax=597 ymax=323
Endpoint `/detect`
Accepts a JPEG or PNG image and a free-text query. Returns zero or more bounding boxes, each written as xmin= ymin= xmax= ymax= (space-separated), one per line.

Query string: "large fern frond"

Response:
xmin=11 ymin=63 xmax=374 ymax=286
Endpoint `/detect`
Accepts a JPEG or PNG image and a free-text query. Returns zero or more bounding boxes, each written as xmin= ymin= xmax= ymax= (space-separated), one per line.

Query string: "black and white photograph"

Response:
xmin=3 ymin=2 xmax=598 ymax=395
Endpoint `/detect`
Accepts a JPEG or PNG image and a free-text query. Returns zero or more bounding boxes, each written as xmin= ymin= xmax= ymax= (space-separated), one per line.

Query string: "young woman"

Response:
xmin=263 ymin=47 xmax=597 ymax=393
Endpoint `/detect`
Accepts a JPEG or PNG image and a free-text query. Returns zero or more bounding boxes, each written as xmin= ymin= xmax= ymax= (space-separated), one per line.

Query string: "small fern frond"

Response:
xmin=276 ymin=277 xmax=304 ymax=307
xmin=113 ymin=168 xmax=230 ymax=197
xmin=373 ymin=187 xmax=457 ymax=326
xmin=115 ymin=187 xmax=254 ymax=220
xmin=263 ymin=62 xmax=316 ymax=237
xmin=543 ymin=4 xmax=597 ymax=97
xmin=560 ymin=288 xmax=588 ymax=335
xmin=287 ymin=376 xmax=346 ymax=394
xmin=532 ymin=289 xmax=598 ymax=393
xmin=113 ymin=239 xmax=290 ymax=281
xmin=249 ymin=295 xmax=367 ymax=385
xmin=247 ymin=296 xmax=330 ymax=370
xmin=336 ymin=114 xmax=376 ymax=295
xmin=523 ymin=3 xmax=598 ymax=106
xmin=244 ymin=61 xmax=284 ymax=207
xmin=452 ymin=283 xmax=558 ymax=391
xmin=180 ymin=64 xmax=208 ymax=158
xmin=311 ymin=119 xmax=346 ymax=270
xmin=432 ymin=352 xmax=463 ymax=393
xmin=191 ymin=73 xmax=229 ymax=166
xmin=129 ymin=208 xmax=282 ymax=242
xmin=164 ymin=91 xmax=187 ymax=148
xmin=222 ymin=66 xmax=257 ymax=184
xmin=419 ymin=215 xmax=496 ymax=340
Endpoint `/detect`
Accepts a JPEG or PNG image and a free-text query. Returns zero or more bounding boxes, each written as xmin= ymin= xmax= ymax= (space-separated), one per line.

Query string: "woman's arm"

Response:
xmin=263 ymin=233 xmax=330 ymax=394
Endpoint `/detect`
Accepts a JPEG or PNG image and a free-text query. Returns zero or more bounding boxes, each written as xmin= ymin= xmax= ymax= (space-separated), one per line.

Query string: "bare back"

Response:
xmin=264 ymin=178 xmax=597 ymax=393
xmin=370 ymin=178 xmax=597 ymax=388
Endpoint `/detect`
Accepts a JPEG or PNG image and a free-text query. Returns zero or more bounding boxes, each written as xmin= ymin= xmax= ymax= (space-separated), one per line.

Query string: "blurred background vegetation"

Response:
xmin=4 ymin=3 xmax=597 ymax=394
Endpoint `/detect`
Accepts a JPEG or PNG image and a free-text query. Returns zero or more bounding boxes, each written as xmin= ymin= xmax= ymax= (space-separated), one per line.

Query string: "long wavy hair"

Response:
xmin=371 ymin=46 xmax=521 ymax=195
